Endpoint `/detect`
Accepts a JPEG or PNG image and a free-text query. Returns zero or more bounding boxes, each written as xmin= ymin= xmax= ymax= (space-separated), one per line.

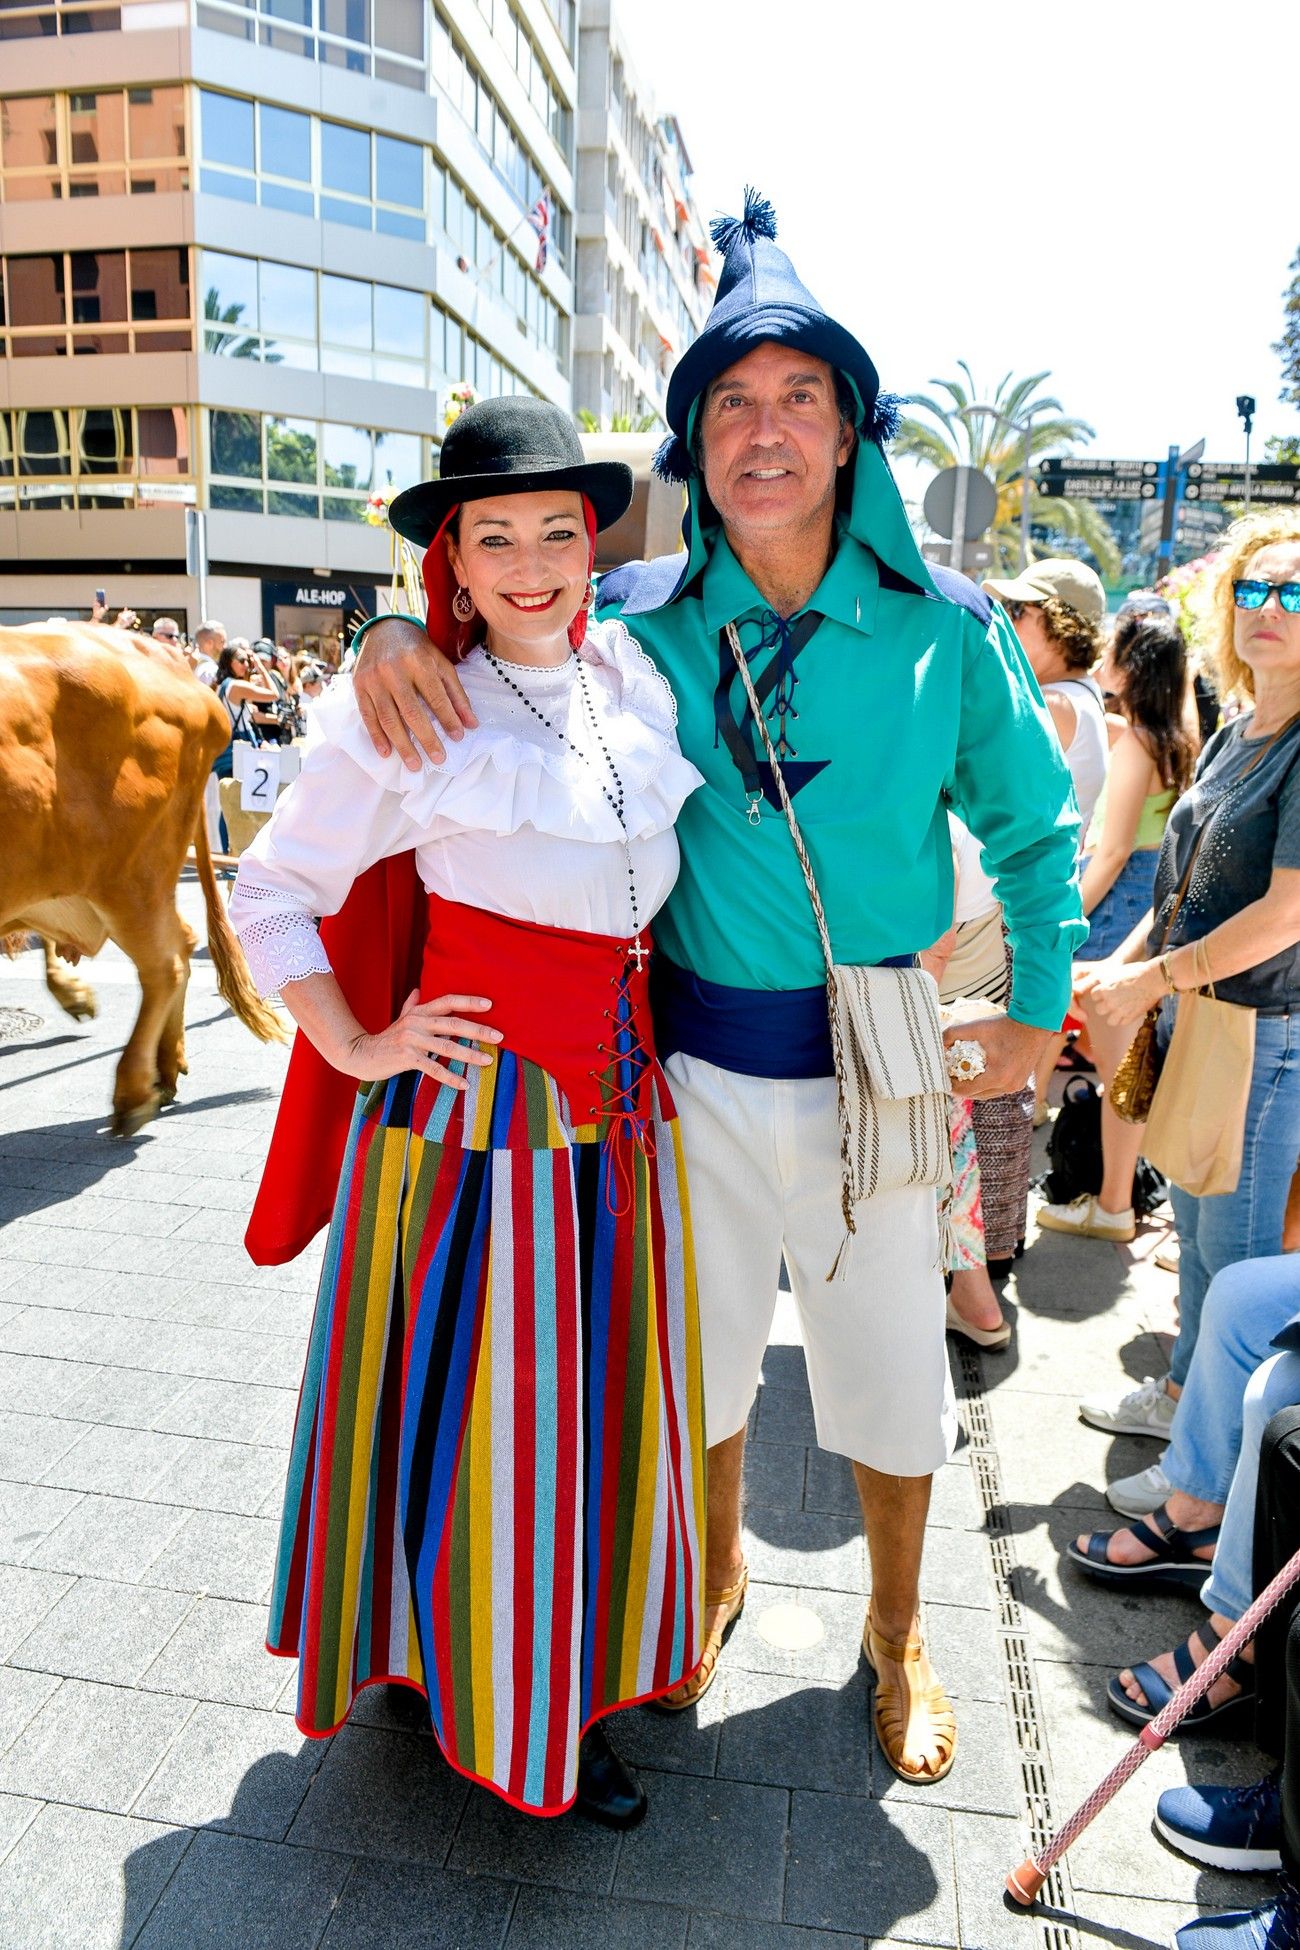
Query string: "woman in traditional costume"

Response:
xmin=229 ymin=398 xmax=706 ymax=1827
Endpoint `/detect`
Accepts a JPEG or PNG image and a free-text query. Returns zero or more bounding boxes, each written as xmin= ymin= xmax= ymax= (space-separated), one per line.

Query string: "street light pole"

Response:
xmin=1237 ymin=395 xmax=1256 ymax=514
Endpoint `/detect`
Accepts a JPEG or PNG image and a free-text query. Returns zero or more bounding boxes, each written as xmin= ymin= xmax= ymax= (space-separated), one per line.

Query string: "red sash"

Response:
xmin=244 ymin=876 xmax=657 ymax=1265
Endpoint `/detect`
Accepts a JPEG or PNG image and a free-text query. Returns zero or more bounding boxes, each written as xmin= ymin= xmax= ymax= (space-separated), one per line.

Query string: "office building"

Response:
xmin=0 ymin=0 xmax=584 ymax=653
xmin=572 ymin=0 xmax=710 ymax=430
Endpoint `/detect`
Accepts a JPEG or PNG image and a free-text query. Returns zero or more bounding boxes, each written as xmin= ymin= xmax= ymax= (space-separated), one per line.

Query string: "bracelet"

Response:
xmin=1159 ymin=952 xmax=1179 ymax=994
xmin=349 ymin=611 xmax=425 ymax=653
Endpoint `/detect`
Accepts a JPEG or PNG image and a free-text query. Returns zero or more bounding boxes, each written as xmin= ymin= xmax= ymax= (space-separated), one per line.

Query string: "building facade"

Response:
xmin=571 ymin=0 xmax=710 ymax=430
xmin=0 ymin=0 xmax=590 ymax=652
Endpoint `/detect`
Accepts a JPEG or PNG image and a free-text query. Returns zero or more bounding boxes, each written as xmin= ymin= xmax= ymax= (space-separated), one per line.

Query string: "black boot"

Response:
xmin=574 ymin=1723 xmax=647 ymax=1829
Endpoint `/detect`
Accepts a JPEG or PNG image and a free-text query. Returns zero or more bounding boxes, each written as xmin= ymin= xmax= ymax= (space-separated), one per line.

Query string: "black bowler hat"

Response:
xmin=389 ymin=397 xmax=633 ymax=548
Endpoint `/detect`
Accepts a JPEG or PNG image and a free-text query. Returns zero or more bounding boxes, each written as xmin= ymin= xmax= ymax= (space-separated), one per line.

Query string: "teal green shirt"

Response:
xmin=598 ymin=529 xmax=1086 ymax=1030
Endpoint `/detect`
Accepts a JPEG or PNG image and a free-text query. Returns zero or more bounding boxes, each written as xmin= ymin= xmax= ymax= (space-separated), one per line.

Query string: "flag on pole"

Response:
xmin=527 ymin=194 xmax=550 ymax=273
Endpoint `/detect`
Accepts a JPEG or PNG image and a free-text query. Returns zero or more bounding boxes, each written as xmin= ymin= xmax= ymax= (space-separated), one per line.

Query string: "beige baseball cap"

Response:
xmin=982 ymin=558 xmax=1107 ymax=629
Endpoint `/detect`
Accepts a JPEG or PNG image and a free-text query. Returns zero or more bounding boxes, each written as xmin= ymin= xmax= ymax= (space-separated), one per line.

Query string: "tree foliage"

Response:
xmin=892 ymin=362 xmax=1120 ymax=576
xmin=1274 ymin=246 xmax=1300 ymax=409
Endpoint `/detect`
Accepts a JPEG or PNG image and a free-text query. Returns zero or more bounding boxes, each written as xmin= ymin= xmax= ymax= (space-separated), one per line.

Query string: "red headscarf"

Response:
xmin=245 ymin=493 xmax=600 ymax=1264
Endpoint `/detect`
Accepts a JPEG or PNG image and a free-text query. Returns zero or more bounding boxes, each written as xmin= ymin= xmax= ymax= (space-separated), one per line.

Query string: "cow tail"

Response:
xmin=193 ymin=812 xmax=289 ymax=1045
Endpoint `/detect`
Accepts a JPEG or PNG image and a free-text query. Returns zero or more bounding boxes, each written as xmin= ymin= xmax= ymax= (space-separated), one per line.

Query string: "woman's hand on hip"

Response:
xmin=353 ymin=619 xmax=478 ymax=770
xmin=1077 ymin=958 xmax=1165 ymax=1029
xmin=339 ymin=989 xmax=502 ymax=1087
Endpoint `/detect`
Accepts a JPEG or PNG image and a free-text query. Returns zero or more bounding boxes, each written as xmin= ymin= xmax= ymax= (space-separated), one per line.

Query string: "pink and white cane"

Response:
xmin=1006 ymin=1544 xmax=1300 ymax=1907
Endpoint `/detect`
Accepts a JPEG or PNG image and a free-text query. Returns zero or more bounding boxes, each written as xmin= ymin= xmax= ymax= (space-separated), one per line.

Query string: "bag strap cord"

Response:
xmin=724 ymin=622 xmax=857 ymax=1236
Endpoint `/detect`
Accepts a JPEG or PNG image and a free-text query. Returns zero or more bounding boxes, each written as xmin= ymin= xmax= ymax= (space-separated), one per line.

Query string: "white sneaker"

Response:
xmin=1106 ymin=1457 xmax=1173 ymax=1518
xmin=1037 ymin=1194 xmax=1136 ymax=1243
xmin=1079 ymin=1374 xmax=1177 ymax=1440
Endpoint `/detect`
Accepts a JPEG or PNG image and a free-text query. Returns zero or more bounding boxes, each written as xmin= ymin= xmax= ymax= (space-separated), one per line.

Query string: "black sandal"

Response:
xmin=1065 ymin=1504 xmax=1219 ymax=1595
xmin=1106 ymin=1619 xmax=1256 ymax=1736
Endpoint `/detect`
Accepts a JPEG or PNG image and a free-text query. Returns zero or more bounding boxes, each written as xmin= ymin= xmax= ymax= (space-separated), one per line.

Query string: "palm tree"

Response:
xmin=893 ymin=364 xmax=1119 ymax=577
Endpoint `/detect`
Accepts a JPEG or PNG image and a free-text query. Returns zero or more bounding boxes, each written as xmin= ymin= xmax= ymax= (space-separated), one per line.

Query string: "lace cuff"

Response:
xmin=229 ymin=881 xmax=334 ymax=998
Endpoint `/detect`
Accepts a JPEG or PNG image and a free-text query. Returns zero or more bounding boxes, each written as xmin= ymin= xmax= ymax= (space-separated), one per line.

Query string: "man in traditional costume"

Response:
xmin=346 ymin=195 xmax=1085 ymax=1782
xmin=232 ymin=399 xmax=707 ymax=1826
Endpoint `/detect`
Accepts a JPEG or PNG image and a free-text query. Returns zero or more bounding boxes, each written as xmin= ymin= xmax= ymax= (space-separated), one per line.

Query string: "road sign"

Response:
xmin=1184 ymin=462 xmax=1300 ymax=505
xmin=1037 ymin=457 xmax=1165 ymax=502
xmin=922 ymin=540 xmax=993 ymax=572
xmin=924 ymin=466 xmax=998 ymax=541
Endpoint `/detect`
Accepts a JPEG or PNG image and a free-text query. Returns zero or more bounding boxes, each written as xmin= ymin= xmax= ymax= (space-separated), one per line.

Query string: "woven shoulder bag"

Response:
xmin=725 ymin=623 xmax=952 ymax=1279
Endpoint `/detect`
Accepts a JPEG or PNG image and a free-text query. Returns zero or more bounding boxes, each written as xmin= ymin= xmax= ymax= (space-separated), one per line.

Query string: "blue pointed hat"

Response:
xmin=655 ymin=188 xmax=902 ymax=484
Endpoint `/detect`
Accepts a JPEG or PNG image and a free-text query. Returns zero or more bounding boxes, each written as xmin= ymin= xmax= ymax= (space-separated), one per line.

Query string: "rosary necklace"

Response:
xmin=481 ymin=648 xmax=648 ymax=970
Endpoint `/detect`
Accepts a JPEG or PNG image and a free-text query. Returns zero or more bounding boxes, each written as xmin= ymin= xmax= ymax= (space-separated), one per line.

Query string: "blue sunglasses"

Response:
xmin=1233 ymin=579 xmax=1300 ymax=613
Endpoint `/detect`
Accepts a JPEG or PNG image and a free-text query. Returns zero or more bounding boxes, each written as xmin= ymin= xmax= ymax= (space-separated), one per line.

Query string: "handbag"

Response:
xmin=1142 ymin=941 xmax=1256 ymax=1196
xmin=1107 ymin=713 xmax=1300 ymax=1138
xmin=724 ymin=623 xmax=952 ymax=1279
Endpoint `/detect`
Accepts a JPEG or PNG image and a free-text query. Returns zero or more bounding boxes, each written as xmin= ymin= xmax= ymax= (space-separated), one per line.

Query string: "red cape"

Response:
xmin=245 ymin=853 xmax=427 ymax=1265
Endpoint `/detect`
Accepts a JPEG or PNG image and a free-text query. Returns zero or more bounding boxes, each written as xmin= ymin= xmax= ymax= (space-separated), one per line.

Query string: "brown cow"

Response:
xmin=0 ymin=622 xmax=286 ymax=1134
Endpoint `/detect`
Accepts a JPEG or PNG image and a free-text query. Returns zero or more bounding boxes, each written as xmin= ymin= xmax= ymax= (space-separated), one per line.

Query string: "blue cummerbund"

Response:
xmin=651 ymin=953 xmax=916 ymax=1082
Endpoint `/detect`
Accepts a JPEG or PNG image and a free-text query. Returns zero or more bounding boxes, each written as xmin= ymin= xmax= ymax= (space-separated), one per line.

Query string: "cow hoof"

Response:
xmin=111 ymin=1094 xmax=161 ymax=1138
xmin=62 ymin=991 xmax=98 ymax=1022
xmin=157 ymin=1084 xmax=179 ymax=1108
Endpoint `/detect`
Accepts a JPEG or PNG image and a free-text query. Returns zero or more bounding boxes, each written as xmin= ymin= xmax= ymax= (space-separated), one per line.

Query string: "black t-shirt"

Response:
xmin=1149 ymin=714 xmax=1300 ymax=1012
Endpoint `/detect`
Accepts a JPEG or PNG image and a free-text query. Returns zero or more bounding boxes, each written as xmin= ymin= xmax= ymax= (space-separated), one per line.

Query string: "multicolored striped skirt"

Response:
xmin=267 ymin=1045 xmax=706 ymax=1815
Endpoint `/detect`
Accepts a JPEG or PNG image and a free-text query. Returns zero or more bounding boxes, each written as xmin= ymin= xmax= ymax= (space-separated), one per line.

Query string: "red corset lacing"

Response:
xmin=418 ymin=891 xmax=670 ymax=1214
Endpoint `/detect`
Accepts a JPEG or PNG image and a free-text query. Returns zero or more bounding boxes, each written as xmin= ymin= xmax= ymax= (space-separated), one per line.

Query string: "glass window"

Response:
xmin=320 ymin=120 xmax=369 ymax=197
xmin=201 ymin=167 xmax=256 ymax=203
xmin=261 ymin=181 xmax=313 ymax=216
xmin=211 ymin=483 xmax=262 ymax=511
xmin=9 ymin=254 xmax=66 ymax=328
xmin=266 ymin=416 xmax=317 ymax=483
xmin=200 ymin=92 xmax=254 ymax=171
xmin=321 ymin=0 xmax=369 ymax=40
xmin=322 ymin=196 xmax=370 ymax=230
xmin=258 ymin=104 xmax=310 ymax=182
xmin=322 ymin=421 xmax=372 ymax=489
xmin=210 ymin=408 xmax=261 ymax=477
xmin=375 ymin=133 xmax=420 ymax=208
xmin=201 ymin=250 xmax=258 ymax=346
xmin=77 ymin=406 xmax=133 ymax=473
xmin=372 ymin=282 xmax=422 ymax=357
xmin=137 ymin=406 xmax=189 ymax=475
xmin=258 ymin=260 xmax=314 ymax=342
xmin=321 ymin=273 xmax=370 ymax=347
xmin=127 ymin=86 xmax=184 ymax=163
xmin=267 ymin=488 xmax=319 ymax=518
xmin=374 ymin=0 xmax=421 ymax=57
xmin=16 ymin=409 xmax=71 ymax=475
xmin=376 ymin=209 xmax=422 ymax=241
xmin=129 ymin=247 xmax=189 ymax=321
xmin=372 ymin=427 xmax=419 ymax=490
xmin=1 ymin=96 xmax=59 ymax=176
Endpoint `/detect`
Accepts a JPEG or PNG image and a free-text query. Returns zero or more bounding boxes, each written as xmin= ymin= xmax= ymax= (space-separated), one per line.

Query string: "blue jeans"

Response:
xmin=1162 ymin=1009 xmax=1300 ymax=1386
xmin=1203 ymin=1348 xmax=1300 ymax=1621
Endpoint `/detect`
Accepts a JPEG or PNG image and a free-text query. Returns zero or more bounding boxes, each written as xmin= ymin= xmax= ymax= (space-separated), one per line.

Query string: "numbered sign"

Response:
xmin=240 ymin=746 xmax=281 ymax=813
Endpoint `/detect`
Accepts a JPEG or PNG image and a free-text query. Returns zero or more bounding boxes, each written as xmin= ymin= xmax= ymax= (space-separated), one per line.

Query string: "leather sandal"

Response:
xmin=649 ymin=1564 xmax=748 ymax=1713
xmin=862 ymin=1609 xmax=958 ymax=1783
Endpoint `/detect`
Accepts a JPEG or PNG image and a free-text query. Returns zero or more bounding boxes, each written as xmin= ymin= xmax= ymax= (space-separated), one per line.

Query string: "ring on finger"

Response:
xmin=946 ymin=1038 xmax=987 ymax=1085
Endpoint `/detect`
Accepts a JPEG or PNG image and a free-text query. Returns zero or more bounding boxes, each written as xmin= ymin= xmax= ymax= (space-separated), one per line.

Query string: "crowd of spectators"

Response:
xmin=961 ymin=510 xmax=1300 ymax=1950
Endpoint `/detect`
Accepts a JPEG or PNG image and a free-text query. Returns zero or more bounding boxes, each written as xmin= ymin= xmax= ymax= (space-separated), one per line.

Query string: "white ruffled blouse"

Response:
xmin=229 ymin=618 xmax=703 ymax=998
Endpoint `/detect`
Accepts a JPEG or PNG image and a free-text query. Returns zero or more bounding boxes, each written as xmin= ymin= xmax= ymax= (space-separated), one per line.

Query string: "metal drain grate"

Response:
xmin=955 ymin=1343 xmax=1080 ymax=1950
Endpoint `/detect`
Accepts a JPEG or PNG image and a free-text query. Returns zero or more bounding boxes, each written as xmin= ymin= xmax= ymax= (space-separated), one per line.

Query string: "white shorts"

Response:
xmin=666 ymin=1053 xmax=958 ymax=1476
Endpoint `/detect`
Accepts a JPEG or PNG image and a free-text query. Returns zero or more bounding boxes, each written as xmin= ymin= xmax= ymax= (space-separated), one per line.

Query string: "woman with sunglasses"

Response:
xmin=1071 ymin=511 xmax=1300 ymax=1576
xmin=229 ymin=399 xmax=706 ymax=1831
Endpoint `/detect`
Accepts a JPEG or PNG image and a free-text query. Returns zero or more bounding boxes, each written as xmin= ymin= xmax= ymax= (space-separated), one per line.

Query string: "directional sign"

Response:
xmin=1037 ymin=457 xmax=1165 ymax=501
xmin=1184 ymin=462 xmax=1300 ymax=505
xmin=1038 ymin=475 xmax=1163 ymax=501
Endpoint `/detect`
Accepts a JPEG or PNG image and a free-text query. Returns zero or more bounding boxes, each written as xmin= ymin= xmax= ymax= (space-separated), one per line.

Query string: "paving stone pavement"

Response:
xmin=0 ymin=893 xmax=1281 ymax=1949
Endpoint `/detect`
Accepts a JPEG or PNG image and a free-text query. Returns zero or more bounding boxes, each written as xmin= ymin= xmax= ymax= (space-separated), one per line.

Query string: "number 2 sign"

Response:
xmin=240 ymin=746 xmax=282 ymax=813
